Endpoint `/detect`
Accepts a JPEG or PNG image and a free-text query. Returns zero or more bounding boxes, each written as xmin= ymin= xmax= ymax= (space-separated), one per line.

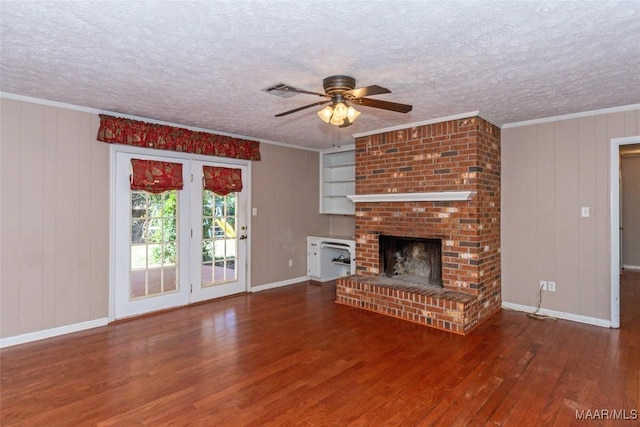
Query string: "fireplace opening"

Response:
xmin=379 ymin=235 xmax=442 ymax=287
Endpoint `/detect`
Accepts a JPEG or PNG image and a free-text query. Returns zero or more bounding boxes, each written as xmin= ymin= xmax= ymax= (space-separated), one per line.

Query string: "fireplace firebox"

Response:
xmin=379 ymin=235 xmax=442 ymax=286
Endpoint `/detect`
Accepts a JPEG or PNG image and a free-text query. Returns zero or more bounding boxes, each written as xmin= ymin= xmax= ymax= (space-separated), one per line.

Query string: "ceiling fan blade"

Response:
xmin=269 ymin=84 xmax=329 ymax=98
xmin=346 ymin=85 xmax=391 ymax=99
xmin=353 ymin=97 xmax=413 ymax=113
xmin=275 ymin=100 xmax=331 ymax=117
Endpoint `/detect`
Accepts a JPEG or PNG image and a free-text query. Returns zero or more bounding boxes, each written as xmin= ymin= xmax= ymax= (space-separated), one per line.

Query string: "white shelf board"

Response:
xmin=346 ymin=191 xmax=475 ymax=203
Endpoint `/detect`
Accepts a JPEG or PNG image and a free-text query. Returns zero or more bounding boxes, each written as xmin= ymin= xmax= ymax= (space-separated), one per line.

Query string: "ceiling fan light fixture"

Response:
xmin=317 ymin=105 xmax=333 ymax=123
xmin=274 ymin=75 xmax=412 ymax=125
xmin=317 ymin=101 xmax=359 ymax=127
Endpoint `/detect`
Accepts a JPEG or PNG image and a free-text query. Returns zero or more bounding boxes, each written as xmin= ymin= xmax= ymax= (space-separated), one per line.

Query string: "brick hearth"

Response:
xmin=336 ymin=276 xmax=478 ymax=334
xmin=336 ymin=116 xmax=501 ymax=335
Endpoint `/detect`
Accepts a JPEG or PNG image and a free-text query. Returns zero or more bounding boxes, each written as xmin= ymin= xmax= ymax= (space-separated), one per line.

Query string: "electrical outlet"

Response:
xmin=548 ymin=281 xmax=556 ymax=292
xmin=540 ymin=280 xmax=547 ymax=291
xmin=288 ymin=259 xmax=293 ymax=267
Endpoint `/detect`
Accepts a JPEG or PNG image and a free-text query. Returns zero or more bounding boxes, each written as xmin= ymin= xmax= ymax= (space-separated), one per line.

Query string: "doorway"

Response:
xmin=620 ymin=144 xmax=640 ymax=271
xmin=610 ymin=136 xmax=640 ymax=328
xmin=111 ymin=148 xmax=249 ymax=320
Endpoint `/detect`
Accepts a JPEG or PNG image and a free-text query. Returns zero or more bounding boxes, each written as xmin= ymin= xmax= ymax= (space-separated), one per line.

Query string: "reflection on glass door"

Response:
xmin=130 ymin=191 xmax=178 ymax=299
xmin=202 ymin=191 xmax=237 ymax=285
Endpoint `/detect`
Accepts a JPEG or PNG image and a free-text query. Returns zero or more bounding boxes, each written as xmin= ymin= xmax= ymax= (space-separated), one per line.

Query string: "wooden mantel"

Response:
xmin=346 ymin=191 xmax=476 ymax=203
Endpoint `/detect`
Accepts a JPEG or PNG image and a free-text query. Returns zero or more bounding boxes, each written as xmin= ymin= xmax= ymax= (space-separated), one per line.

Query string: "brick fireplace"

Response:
xmin=336 ymin=116 xmax=501 ymax=335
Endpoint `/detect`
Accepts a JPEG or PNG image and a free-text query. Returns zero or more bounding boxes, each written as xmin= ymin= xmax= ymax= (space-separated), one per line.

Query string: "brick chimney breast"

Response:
xmin=336 ymin=116 xmax=501 ymax=335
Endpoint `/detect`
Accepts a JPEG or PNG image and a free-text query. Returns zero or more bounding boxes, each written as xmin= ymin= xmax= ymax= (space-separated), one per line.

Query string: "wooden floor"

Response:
xmin=2 ymin=272 xmax=639 ymax=426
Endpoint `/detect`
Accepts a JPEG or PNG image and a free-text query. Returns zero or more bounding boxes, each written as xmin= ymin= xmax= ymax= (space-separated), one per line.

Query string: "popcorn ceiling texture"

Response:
xmin=1 ymin=1 xmax=639 ymax=149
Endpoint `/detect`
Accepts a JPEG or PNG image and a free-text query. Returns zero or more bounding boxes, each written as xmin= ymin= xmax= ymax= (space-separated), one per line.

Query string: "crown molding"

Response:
xmin=502 ymin=104 xmax=640 ymax=129
xmin=0 ymin=92 xmax=320 ymax=152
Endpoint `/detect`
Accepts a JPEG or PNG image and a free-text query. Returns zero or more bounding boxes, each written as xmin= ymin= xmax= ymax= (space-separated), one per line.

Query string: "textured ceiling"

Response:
xmin=1 ymin=1 xmax=639 ymax=149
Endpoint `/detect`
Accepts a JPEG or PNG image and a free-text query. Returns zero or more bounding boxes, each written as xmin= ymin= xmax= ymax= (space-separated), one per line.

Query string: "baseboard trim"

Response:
xmin=623 ymin=264 xmax=640 ymax=271
xmin=501 ymin=302 xmax=612 ymax=328
xmin=251 ymin=276 xmax=310 ymax=293
xmin=0 ymin=318 xmax=109 ymax=349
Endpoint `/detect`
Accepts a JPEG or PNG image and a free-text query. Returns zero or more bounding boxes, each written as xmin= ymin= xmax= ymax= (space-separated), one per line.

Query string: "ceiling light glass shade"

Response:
xmin=329 ymin=115 xmax=344 ymax=126
xmin=318 ymin=101 xmax=359 ymax=126
xmin=346 ymin=106 xmax=360 ymax=123
xmin=317 ymin=105 xmax=333 ymax=123
xmin=332 ymin=102 xmax=348 ymax=120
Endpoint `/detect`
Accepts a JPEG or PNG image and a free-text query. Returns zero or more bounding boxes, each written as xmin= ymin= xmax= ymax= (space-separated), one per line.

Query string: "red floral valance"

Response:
xmin=203 ymin=166 xmax=243 ymax=196
xmin=98 ymin=115 xmax=261 ymax=161
xmin=130 ymin=159 xmax=183 ymax=193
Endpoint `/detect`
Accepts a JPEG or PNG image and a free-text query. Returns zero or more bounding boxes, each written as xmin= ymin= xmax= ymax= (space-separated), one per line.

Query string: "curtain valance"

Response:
xmin=98 ymin=114 xmax=261 ymax=161
xmin=203 ymin=166 xmax=243 ymax=196
xmin=130 ymin=159 xmax=184 ymax=193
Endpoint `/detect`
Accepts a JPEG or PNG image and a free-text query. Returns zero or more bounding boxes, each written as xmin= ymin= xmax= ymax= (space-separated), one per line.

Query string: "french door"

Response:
xmin=190 ymin=160 xmax=247 ymax=302
xmin=113 ymin=151 xmax=248 ymax=319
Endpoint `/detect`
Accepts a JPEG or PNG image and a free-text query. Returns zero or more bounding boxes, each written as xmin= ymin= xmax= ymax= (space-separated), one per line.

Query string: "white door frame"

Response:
xmin=610 ymin=135 xmax=640 ymax=329
xmin=108 ymin=144 xmax=252 ymax=322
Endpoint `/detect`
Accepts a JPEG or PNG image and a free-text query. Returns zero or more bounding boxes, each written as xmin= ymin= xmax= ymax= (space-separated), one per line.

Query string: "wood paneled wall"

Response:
xmin=1 ymin=98 xmax=333 ymax=340
xmin=502 ymin=109 xmax=640 ymax=321
xmin=250 ymin=143 xmax=330 ymax=286
xmin=0 ymin=99 xmax=110 ymax=338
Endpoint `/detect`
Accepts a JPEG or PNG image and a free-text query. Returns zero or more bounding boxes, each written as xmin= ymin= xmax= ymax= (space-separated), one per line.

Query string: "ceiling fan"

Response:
xmin=267 ymin=75 xmax=412 ymax=127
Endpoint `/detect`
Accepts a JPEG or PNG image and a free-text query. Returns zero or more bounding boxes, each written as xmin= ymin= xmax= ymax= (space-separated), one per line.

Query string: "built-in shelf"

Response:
xmin=346 ymin=191 xmax=476 ymax=203
xmin=320 ymin=147 xmax=355 ymax=215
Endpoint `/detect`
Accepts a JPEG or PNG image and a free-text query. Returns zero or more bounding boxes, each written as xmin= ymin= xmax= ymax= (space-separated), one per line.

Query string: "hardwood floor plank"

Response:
xmin=501 ymin=319 xmax=582 ymax=425
xmin=2 ymin=276 xmax=639 ymax=426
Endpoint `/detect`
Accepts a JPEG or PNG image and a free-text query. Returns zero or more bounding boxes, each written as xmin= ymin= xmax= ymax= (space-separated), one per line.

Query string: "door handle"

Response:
xmin=239 ymin=235 xmax=247 ymax=240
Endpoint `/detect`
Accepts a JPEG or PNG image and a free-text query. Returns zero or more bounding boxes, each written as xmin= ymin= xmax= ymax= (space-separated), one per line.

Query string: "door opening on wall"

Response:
xmin=620 ymin=144 xmax=640 ymax=272
xmin=611 ymin=137 xmax=640 ymax=329
xmin=190 ymin=160 xmax=247 ymax=303
xmin=112 ymin=149 xmax=249 ymax=320
xmin=619 ymin=143 xmax=640 ymax=328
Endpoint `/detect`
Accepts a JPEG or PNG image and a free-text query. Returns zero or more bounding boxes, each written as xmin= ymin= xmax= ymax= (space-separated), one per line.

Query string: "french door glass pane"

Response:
xmin=130 ymin=190 xmax=179 ymax=299
xmin=202 ymin=190 xmax=237 ymax=286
